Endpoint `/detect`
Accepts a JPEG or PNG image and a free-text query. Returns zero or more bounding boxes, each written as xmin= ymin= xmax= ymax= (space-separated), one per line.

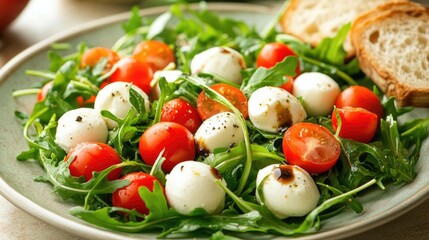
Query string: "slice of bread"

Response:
xmin=279 ymin=0 xmax=394 ymax=57
xmin=351 ymin=1 xmax=429 ymax=106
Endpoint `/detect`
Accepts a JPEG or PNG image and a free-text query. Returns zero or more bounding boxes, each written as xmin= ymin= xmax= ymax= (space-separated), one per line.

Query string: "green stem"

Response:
xmin=300 ymin=55 xmax=358 ymax=85
xmin=12 ymin=89 xmax=41 ymax=97
xmin=23 ymin=107 xmax=50 ymax=150
xmin=25 ymin=70 xmax=56 ymax=79
xmin=112 ymin=26 xmax=150 ymax=52
xmin=185 ymin=76 xmax=252 ymax=195
xmin=260 ymin=0 xmax=290 ymax=39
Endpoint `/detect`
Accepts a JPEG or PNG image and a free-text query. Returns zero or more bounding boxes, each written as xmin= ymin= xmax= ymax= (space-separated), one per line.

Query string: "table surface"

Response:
xmin=1 ymin=0 xmax=428 ymax=239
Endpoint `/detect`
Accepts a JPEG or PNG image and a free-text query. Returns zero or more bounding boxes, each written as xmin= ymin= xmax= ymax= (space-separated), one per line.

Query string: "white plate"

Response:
xmin=1 ymin=3 xmax=429 ymax=240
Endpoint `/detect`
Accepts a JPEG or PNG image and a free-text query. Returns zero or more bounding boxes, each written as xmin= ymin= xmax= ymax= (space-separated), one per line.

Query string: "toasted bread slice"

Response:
xmin=280 ymin=0 xmax=395 ymax=57
xmin=351 ymin=1 xmax=429 ymax=106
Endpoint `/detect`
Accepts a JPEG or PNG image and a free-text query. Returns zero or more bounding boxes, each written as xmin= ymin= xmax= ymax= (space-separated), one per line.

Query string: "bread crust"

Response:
xmin=351 ymin=1 xmax=429 ymax=106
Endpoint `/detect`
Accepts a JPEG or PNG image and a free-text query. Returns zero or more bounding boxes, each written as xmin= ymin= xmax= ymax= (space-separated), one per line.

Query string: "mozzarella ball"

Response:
xmin=190 ymin=47 xmax=246 ymax=85
xmin=293 ymin=72 xmax=341 ymax=117
xmin=256 ymin=164 xmax=320 ymax=219
xmin=165 ymin=161 xmax=226 ymax=215
xmin=248 ymin=86 xmax=306 ymax=133
xmin=55 ymin=108 xmax=108 ymax=152
xmin=151 ymin=70 xmax=183 ymax=100
xmin=194 ymin=112 xmax=244 ymax=153
xmin=94 ymin=82 xmax=150 ymax=129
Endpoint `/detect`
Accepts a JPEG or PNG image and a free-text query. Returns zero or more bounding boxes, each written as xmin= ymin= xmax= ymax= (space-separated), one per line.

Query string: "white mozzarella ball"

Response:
xmin=256 ymin=164 xmax=320 ymax=219
xmin=293 ymin=72 xmax=341 ymax=117
xmin=194 ymin=112 xmax=244 ymax=153
xmin=165 ymin=161 xmax=226 ymax=215
xmin=55 ymin=108 xmax=108 ymax=152
xmin=248 ymin=86 xmax=306 ymax=133
xmin=190 ymin=46 xmax=246 ymax=85
xmin=151 ymin=70 xmax=183 ymax=100
xmin=94 ymin=82 xmax=150 ymax=129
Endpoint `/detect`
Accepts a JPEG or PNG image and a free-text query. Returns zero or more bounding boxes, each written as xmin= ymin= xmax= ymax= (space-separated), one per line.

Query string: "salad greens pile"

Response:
xmin=13 ymin=2 xmax=429 ymax=239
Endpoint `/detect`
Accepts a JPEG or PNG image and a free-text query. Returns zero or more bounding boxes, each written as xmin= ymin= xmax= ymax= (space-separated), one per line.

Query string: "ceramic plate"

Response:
xmin=1 ymin=3 xmax=429 ymax=240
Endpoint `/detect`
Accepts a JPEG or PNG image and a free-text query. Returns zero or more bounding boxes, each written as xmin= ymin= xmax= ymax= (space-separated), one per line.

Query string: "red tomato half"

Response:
xmin=335 ymin=86 xmax=384 ymax=120
xmin=282 ymin=122 xmax=340 ymax=174
xmin=132 ymin=40 xmax=175 ymax=72
xmin=139 ymin=122 xmax=195 ymax=172
xmin=65 ymin=142 xmax=122 ymax=181
xmin=80 ymin=47 xmax=119 ymax=71
xmin=197 ymin=83 xmax=248 ymax=121
xmin=112 ymin=172 xmax=164 ymax=215
xmin=109 ymin=57 xmax=154 ymax=94
xmin=332 ymin=107 xmax=378 ymax=143
xmin=256 ymin=42 xmax=301 ymax=92
xmin=37 ymin=81 xmax=54 ymax=102
xmin=161 ymin=98 xmax=202 ymax=134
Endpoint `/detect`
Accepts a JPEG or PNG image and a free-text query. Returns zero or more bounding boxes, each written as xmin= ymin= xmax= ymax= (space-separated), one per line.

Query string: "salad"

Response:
xmin=12 ymin=2 xmax=429 ymax=239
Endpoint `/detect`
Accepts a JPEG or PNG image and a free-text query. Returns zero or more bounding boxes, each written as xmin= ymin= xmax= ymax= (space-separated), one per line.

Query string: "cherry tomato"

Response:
xmin=109 ymin=57 xmax=154 ymax=94
xmin=332 ymin=107 xmax=378 ymax=143
xmin=256 ymin=42 xmax=301 ymax=91
xmin=112 ymin=172 xmax=164 ymax=215
xmin=132 ymin=40 xmax=175 ymax=72
xmin=161 ymin=98 xmax=202 ymax=134
xmin=80 ymin=47 xmax=120 ymax=71
xmin=139 ymin=122 xmax=195 ymax=172
xmin=37 ymin=81 xmax=54 ymax=102
xmin=335 ymin=86 xmax=384 ymax=120
xmin=65 ymin=142 xmax=122 ymax=181
xmin=196 ymin=83 xmax=248 ymax=121
xmin=282 ymin=122 xmax=340 ymax=174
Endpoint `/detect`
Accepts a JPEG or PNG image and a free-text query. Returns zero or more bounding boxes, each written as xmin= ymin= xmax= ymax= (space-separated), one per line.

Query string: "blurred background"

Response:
xmin=0 ymin=0 xmax=278 ymax=66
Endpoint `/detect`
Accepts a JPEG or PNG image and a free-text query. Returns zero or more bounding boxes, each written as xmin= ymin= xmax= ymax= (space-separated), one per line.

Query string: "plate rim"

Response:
xmin=0 ymin=2 xmax=428 ymax=240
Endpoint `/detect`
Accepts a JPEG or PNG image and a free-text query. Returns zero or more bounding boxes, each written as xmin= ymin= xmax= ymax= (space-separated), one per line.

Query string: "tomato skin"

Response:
xmin=132 ymin=40 xmax=175 ymax=72
xmin=65 ymin=142 xmax=122 ymax=181
xmin=161 ymin=98 xmax=202 ymax=134
xmin=139 ymin=122 xmax=195 ymax=173
xmin=0 ymin=0 xmax=28 ymax=32
xmin=332 ymin=107 xmax=378 ymax=143
xmin=112 ymin=172 xmax=164 ymax=215
xmin=109 ymin=57 xmax=154 ymax=94
xmin=280 ymin=76 xmax=294 ymax=93
xmin=282 ymin=122 xmax=341 ymax=174
xmin=37 ymin=81 xmax=54 ymax=102
xmin=196 ymin=83 xmax=248 ymax=121
xmin=256 ymin=42 xmax=300 ymax=91
xmin=80 ymin=47 xmax=120 ymax=71
xmin=335 ymin=86 xmax=384 ymax=120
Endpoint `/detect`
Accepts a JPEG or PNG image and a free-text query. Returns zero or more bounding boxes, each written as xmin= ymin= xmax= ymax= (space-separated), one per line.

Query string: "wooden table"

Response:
xmin=1 ymin=0 xmax=428 ymax=239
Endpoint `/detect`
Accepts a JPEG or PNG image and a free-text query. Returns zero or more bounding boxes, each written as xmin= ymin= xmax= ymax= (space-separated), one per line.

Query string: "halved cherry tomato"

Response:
xmin=256 ymin=42 xmax=301 ymax=92
xmin=282 ymin=122 xmax=340 ymax=174
xmin=37 ymin=81 xmax=54 ymax=102
xmin=109 ymin=57 xmax=153 ymax=94
xmin=332 ymin=107 xmax=378 ymax=143
xmin=335 ymin=86 xmax=384 ymax=120
xmin=196 ymin=83 xmax=248 ymax=121
xmin=132 ymin=40 xmax=175 ymax=72
xmin=65 ymin=142 xmax=122 ymax=181
xmin=112 ymin=172 xmax=164 ymax=215
xmin=80 ymin=47 xmax=119 ymax=71
xmin=139 ymin=122 xmax=195 ymax=173
xmin=161 ymin=98 xmax=202 ymax=134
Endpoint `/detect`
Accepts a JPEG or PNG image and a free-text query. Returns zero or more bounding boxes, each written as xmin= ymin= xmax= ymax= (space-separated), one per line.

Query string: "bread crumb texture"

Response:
xmin=281 ymin=0 xmax=391 ymax=46
xmin=363 ymin=15 xmax=429 ymax=88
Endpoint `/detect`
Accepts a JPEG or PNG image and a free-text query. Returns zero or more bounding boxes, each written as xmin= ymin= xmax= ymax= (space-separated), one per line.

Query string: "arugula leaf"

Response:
xmin=241 ymin=56 xmax=298 ymax=98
